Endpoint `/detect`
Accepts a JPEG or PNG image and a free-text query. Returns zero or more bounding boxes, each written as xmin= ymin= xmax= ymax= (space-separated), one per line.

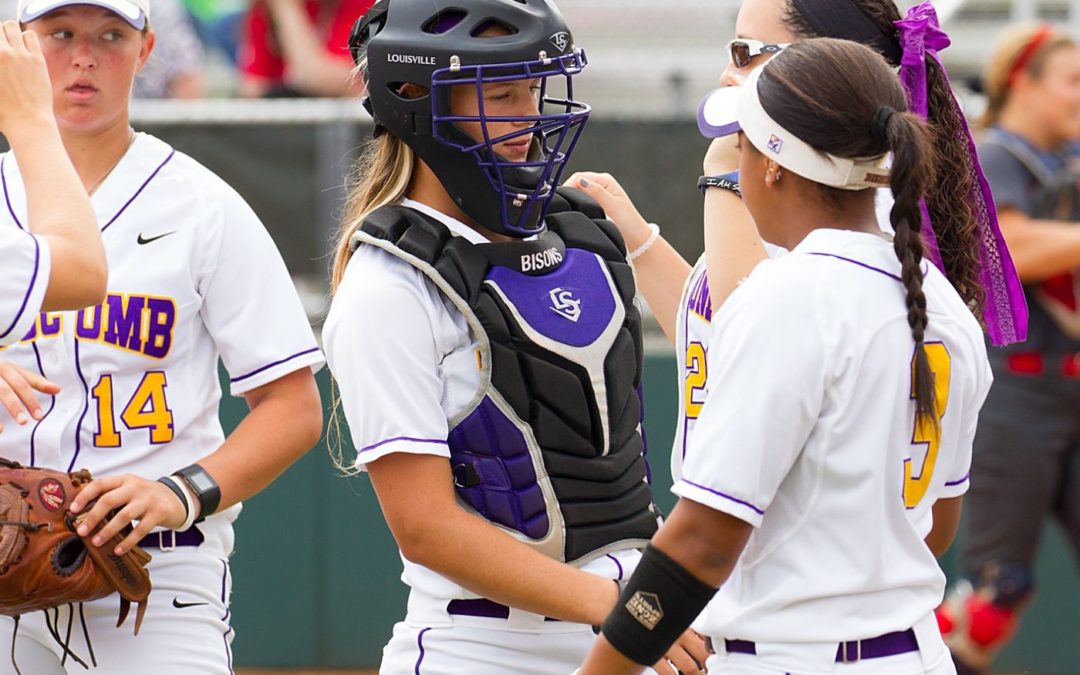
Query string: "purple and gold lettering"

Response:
xmin=143 ymin=298 xmax=175 ymax=359
xmin=40 ymin=313 xmax=62 ymax=337
xmin=77 ymin=305 xmax=103 ymax=341
xmin=104 ymin=295 xmax=146 ymax=352
xmin=687 ymin=271 xmax=712 ymax=322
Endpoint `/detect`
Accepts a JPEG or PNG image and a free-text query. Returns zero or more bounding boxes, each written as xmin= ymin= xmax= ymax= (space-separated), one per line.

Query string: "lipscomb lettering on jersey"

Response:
xmin=521 ymin=246 xmax=563 ymax=273
xmin=687 ymin=270 xmax=712 ymax=322
xmin=387 ymin=53 xmax=436 ymax=66
xmin=13 ymin=293 xmax=178 ymax=360
xmin=625 ymin=591 xmax=663 ymax=630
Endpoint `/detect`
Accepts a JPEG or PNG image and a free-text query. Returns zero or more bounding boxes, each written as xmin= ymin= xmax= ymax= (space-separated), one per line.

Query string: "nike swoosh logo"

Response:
xmin=172 ymin=597 xmax=208 ymax=609
xmin=137 ymin=231 xmax=177 ymax=245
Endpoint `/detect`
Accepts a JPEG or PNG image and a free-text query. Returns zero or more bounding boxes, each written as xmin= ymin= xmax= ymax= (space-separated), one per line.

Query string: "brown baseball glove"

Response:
xmin=0 ymin=458 xmax=152 ymax=636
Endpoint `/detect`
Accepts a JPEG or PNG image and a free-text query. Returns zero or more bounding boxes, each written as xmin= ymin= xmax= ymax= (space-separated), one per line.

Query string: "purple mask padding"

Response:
xmin=428 ymin=10 xmax=466 ymax=34
xmin=895 ymin=2 xmax=1028 ymax=345
xmin=486 ymin=249 xmax=616 ymax=348
xmin=449 ymin=397 xmax=550 ymax=540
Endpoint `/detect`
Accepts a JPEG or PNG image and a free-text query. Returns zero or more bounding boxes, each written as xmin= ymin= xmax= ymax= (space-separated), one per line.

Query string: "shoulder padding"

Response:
xmin=548 ymin=187 xmax=629 ymax=259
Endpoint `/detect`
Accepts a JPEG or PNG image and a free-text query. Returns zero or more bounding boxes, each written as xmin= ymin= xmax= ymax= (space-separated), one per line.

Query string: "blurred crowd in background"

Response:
xmin=0 ymin=0 xmax=1072 ymax=116
xmin=0 ymin=0 xmax=373 ymax=99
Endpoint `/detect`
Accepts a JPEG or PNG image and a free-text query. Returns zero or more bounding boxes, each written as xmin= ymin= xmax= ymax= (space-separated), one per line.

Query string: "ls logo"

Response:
xmin=549 ymin=287 xmax=582 ymax=322
xmin=549 ymin=31 xmax=570 ymax=52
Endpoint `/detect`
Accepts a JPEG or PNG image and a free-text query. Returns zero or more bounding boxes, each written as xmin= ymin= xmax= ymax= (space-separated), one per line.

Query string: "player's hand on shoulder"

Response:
xmin=654 ymin=628 xmax=710 ymax=675
xmin=70 ymin=474 xmax=189 ymax=556
xmin=0 ymin=359 xmax=58 ymax=432
xmin=563 ymin=171 xmax=654 ymax=251
xmin=0 ymin=22 xmax=54 ymax=138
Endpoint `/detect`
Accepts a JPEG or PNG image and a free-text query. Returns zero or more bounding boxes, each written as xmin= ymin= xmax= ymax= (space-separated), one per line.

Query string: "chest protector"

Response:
xmin=353 ymin=189 xmax=657 ymax=564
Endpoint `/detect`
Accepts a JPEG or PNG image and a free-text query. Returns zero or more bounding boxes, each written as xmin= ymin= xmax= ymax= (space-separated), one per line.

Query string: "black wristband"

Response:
xmin=174 ymin=464 xmax=222 ymax=523
xmin=698 ymin=173 xmax=742 ymax=197
xmin=156 ymin=477 xmax=190 ymax=520
xmin=600 ymin=545 xmax=717 ymax=666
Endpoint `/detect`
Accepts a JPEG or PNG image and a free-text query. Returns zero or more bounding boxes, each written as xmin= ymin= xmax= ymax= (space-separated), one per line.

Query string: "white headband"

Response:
xmin=698 ymin=66 xmax=891 ymax=191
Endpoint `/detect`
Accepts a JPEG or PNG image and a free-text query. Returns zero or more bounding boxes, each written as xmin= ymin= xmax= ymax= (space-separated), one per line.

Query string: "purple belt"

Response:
xmin=722 ymin=628 xmax=919 ymax=663
xmin=138 ymin=528 xmax=204 ymax=550
xmin=446 ymin=598 xmax=561 ymax=622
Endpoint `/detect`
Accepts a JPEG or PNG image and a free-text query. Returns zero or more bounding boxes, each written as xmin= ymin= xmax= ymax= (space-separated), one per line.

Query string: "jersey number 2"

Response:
xmin=92 ymin=372 xmax=175 ymax=447
xmin=903 ymin=343 xmax=951 ymax=509
xmin=684 ymin=342 xmax=708 ymax=420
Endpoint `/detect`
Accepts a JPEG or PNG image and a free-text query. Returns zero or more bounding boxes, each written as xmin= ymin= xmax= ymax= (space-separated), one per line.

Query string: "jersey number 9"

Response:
xmin=903 ymin=343 xmax=951 ymax=509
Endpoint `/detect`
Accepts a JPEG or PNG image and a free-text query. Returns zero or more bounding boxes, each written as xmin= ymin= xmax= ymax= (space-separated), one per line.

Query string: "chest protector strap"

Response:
xmin=352 ymin=189 xmax=657 ymax=564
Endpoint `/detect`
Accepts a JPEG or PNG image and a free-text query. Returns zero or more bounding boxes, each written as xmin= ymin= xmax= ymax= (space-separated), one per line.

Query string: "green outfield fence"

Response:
xmin=223 ymin=359 xmax=1080 ymax=673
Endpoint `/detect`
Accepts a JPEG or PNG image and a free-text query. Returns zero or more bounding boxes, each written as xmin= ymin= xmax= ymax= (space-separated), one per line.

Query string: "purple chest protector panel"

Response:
xmin=485 ymin=249 xmax=616 ymax=348
xmin=449 ymin=397 xmax=548 ymax=539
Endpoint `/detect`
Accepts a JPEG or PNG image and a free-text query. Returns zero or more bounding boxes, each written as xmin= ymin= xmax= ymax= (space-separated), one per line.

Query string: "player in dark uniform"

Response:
xmin=938 ymin=24 xmax=1080 ymax=675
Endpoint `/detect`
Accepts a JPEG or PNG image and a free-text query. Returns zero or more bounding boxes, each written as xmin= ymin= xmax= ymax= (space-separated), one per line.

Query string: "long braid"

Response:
xmin=759 ymin=39 xmax=939 ymax=422
xmin=885 ymin=111 xmax=937 ymax=424
xmin=783 ymin=0 xmax=986 ymax=319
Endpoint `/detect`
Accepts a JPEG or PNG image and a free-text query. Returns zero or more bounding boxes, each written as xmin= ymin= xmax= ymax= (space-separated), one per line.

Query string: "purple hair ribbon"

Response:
xmin=895 ymin=1 xmax=1028 ymax=345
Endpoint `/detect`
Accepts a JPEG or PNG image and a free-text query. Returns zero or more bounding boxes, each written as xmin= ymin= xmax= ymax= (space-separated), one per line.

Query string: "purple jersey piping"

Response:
xmin=29 ymin=342 xmax=56 ymax=467
xmin=68 ymin=338 xmax=91 ymax=472
xmin=944 ymin=473 xmax=969 ymax=487
xmin=3 ymin=155 xmax=25 ymax=230
xmin=221 ymin=560 xmax=234 ymax=674
xmin=100 ymin=150 xmax=176 ymax=232
xmin=229 ymin=347 xmax=321 ymax=384
xmin=605 ymin=553 xmax=625 ymax=580
xmin=0 ymin=153 xmax=40 ymax=340
xmin=415 ymin=627 xmax=431 ymax=674
xmin=679 ymin=479 xmax=765 ymax=515
xmin=358 ymin=436 xmax=448 ymax=455
xmin=0 ymin=234 xmax=40 ymax=341
xmin=807 ymin=252 xmax=931 ymax=281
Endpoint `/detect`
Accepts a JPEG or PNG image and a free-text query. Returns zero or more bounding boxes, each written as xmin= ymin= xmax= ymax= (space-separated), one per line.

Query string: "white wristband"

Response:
xmin=628 ymin=223 xmax=661 ymax=261
xmin=161 ymin=475 xmax=197 ymax=533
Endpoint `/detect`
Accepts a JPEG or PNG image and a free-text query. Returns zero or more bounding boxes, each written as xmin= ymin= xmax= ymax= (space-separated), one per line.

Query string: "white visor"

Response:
xmin=697 ymin=66 xmax=891 ymax=191
xmin=18 ymin=0 xmax=149 ymax=29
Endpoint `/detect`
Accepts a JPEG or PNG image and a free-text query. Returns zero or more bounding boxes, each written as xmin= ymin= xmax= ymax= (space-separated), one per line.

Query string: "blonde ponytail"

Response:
xmin=331 ymin=134 xmax=415 ymax=291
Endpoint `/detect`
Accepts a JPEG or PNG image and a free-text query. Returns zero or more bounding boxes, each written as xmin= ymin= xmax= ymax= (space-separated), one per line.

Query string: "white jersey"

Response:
xmin=0 ymin=133 xmax=323 ymax=521
xmin=325 ymin=199 xmax=637 ymax=617
xmin=674 ymin=229 xmax=991 ymax=650
xmin=671 ymin=244 xmax=785 ymax=483
xmin=0 ymin=226 xmax=50 ymax=347
xmin=671 ymin=195 xmax=894 ymax=481
xmin=670 ymin=254 xmax=711 ymax=484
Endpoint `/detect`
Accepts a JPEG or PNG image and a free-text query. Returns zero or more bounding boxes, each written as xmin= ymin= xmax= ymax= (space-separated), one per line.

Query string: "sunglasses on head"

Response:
xmin=726 ymin=39 xmax=789 ymax=68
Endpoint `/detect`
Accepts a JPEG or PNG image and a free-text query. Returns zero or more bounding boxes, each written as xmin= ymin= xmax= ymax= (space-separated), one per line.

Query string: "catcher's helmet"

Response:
xmin=350 ymin=0 xmax=590 ymax=238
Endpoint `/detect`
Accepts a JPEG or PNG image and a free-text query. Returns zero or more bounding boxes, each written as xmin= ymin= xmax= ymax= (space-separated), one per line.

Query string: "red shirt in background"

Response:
xmin=240 ymin=0 xmax=373 ymax=84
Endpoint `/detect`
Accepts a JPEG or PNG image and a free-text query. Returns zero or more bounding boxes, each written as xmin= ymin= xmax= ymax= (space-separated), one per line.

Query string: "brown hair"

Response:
xmin=784 ymin=0 xmax=985 ymax=321
xmin=758 ymin=39 xmax=938 ymax=423
xmin=329 ymin=50 xmax=417 ymax=292
xmin=981 ymin=24 xmax=1076 ymax=127
xmin=326 ymin=51 xmax=417 ymax=474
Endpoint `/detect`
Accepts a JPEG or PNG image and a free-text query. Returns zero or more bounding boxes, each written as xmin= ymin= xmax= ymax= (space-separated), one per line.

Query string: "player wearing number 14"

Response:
xmin=0 ymin=1 xmax=324 ymax=672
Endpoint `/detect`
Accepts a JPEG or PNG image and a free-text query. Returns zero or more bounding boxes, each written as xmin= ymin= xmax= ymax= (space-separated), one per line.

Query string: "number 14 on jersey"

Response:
xmin=92 ymin=372 xmax=175 ymax=447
